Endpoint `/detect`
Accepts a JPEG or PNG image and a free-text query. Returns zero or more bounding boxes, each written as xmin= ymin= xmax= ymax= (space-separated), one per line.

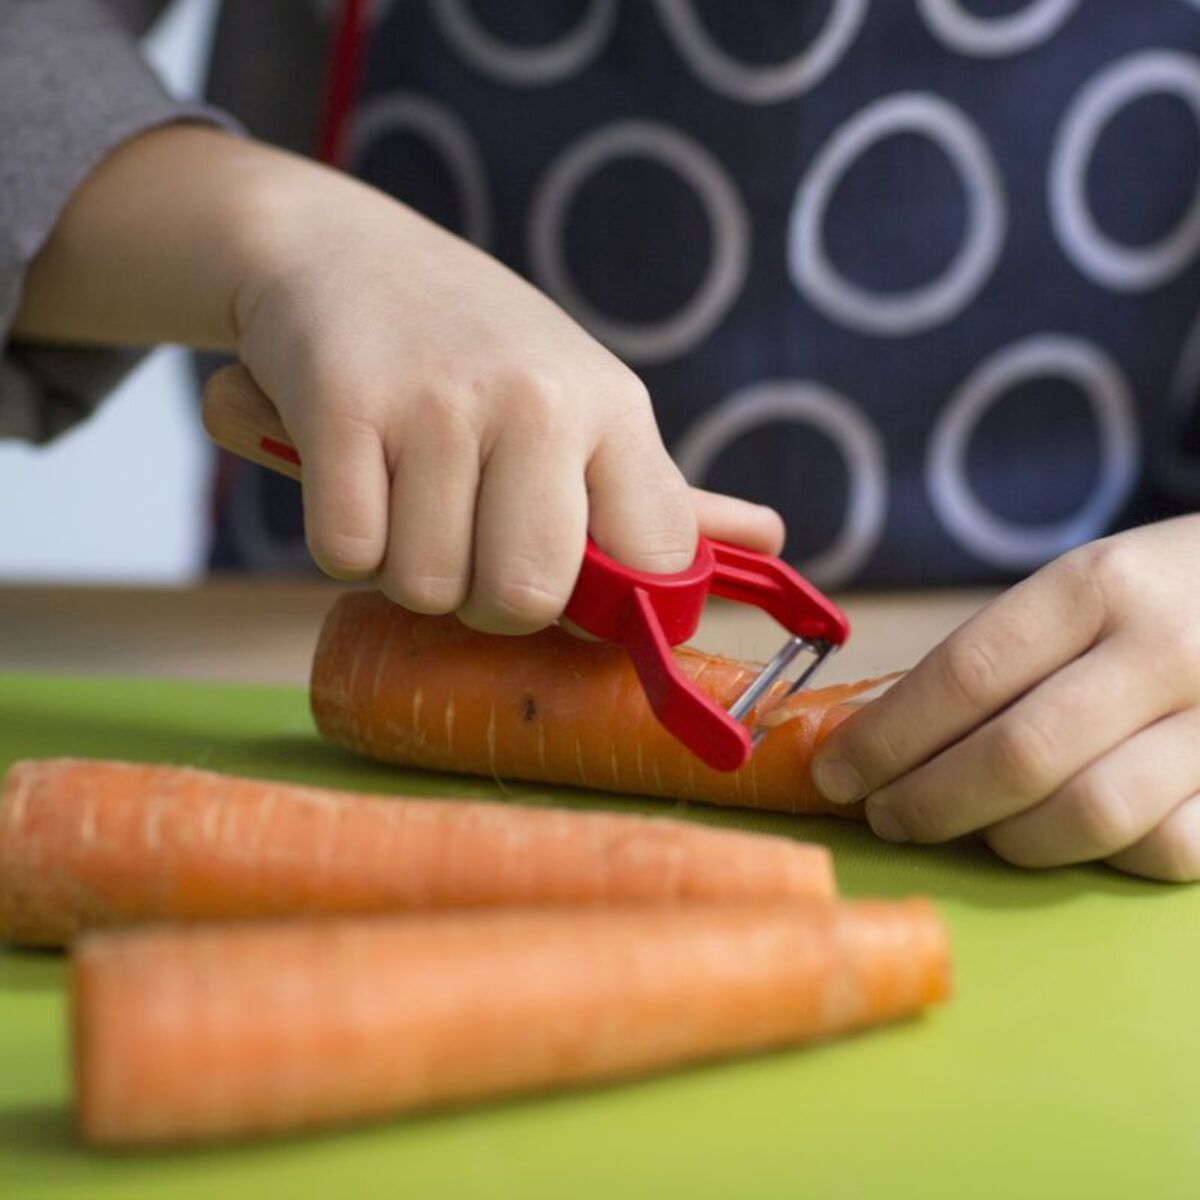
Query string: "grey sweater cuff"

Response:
xmin=0 ymin=0 xmax=240 ymax=441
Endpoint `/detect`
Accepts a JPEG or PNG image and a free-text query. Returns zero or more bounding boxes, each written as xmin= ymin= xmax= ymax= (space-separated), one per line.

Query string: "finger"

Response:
xmin=377 ymin=409 xmax=480 ymax=614
xmin=297 ymin=415 xmax=389 ymax=580
xmin=861 ymin=633 xmax=1172 ymax=844
xmin=982 ymin=705 xmax=1200 ymax=868
xmin=1106 ymin=791 xmax=1200 ymax=883
xmin=811 ymin=552 xmax=1106 ymax=805
xmin=587 ymin=418 xmax=698 ymax=574
xmin=459 ymin=421 xmax=588 ymax=635
xmin=690 ymin=488 xmax=785 ymax=555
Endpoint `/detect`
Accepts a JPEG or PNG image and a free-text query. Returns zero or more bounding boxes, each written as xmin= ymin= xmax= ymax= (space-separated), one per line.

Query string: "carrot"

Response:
xmin=73 ymin=901 xmax=950 ymax=1145
xmin=311 ymin=592 xmax=891 ymax=814
xmin=0 ymin=758 xmax=834 ymax=947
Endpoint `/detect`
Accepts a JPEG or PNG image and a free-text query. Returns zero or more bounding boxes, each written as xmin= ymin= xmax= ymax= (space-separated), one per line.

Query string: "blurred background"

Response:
xmin=0 ymin=0 xmax=219 ymax=583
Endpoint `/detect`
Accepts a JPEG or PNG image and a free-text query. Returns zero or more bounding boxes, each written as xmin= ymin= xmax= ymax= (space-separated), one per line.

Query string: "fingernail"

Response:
xmin=867 ymin=805 xmax=910 ymax=844
xmin=813 ymin=759 xmax=867 ymax=805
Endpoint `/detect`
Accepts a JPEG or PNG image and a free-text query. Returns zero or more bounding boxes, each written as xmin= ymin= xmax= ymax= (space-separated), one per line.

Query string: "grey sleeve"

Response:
xmin=0 ymin=0 xmax=240 ymax=442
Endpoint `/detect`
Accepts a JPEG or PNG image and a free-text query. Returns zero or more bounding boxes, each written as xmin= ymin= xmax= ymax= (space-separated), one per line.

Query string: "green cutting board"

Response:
xmin=1 ymin=673 xmax=1198 ymax=1200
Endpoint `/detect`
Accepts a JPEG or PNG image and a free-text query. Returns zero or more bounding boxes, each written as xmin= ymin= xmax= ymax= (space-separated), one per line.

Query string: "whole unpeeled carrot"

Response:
xmin=311 ymin=592 xmax=891 ymax=814
xmin=74 ymin=900 xmax=950 ymax=1145
xmin=0 ymin=758 xmax=834 ymax=947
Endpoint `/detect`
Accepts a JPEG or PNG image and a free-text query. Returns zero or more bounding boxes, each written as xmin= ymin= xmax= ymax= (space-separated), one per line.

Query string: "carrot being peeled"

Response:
xmin=0 ymin=758 xmax=834 ymax=947
xmin=74 ymin=900 xmax=951 ymax=1146
xmin=311 ymin=592 xmax=893 ymax=813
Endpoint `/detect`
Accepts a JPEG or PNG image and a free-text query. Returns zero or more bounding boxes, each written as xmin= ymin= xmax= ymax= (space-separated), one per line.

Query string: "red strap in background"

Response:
xmin=317 ymin=0 xmax=369 ymax=166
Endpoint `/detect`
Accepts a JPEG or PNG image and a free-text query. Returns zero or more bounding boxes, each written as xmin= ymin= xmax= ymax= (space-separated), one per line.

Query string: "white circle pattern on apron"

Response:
xmin=430 ymin=0 xmax=617 ymax=87
xmin=216 ymin=3 xmax=1199 ymax=584
xmin=529 ymin=119 xmax=750 ymax=364
xmin=654 ymin=0 xmax=870 ymax=104
xmin=789 ymin=93 xmax=1006 ymax=337
xmin=916 ymin=0 xmax=1080 ymax=59
xmin=347 ymin=92 xmax=493 ymax=247
xmin=926 ymin=335 xmax=1140 ymax=569
xmin=674 ymin=380 xmax=887 ymax=587
xmin=1049 ymin=49 xmax=1200 ymax=292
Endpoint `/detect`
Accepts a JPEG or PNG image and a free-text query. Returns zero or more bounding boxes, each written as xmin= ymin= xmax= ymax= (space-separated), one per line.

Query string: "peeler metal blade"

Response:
xmin=728 ymin=636 xmax=838 ymax=745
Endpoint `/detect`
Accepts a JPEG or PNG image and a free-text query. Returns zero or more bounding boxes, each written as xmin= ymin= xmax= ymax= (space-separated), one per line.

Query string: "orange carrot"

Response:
xmin=0 ymin=758 xmax=834 ymax=947
xmin=74 ymin=901 xmax=950 ymax=1145
xmin=311 ymin=593 xmax=891 ymax=814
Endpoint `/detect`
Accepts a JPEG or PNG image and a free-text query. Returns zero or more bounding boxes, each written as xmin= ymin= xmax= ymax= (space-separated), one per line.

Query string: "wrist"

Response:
xmin=13 ymin=123 xmax=381 ymax=355
xmin=221 ymin=150 xmax=342 ymax=348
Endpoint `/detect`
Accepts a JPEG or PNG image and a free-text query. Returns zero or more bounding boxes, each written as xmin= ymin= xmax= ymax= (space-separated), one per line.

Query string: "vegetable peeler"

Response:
xmin=201 ymin=366 xmax=850 ymax=773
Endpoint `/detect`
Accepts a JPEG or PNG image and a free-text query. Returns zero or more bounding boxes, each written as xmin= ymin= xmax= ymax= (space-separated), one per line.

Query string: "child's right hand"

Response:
xmin=15 ymin=125 xmax=782 ymax=631
xmin=234 ymin=168 xmax=782 ymax=634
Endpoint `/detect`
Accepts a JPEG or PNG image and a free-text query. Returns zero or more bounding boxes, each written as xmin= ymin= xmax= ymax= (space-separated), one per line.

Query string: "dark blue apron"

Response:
xmin=212 ymin=0 xmax=1200 ymax=587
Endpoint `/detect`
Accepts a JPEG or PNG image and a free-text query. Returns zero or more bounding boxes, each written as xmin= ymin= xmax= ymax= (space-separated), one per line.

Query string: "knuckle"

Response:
xmin=895 ymin=788 xmax=959 ymax=842
xmin=596 ymin=377 xmax=658 ymax=444
xmin=1035 ymin=546 xmax=1108 ymax=638
xmin=1176 ymin=621 xmax=1200 ymax=661
xmin=504 ymin=367 xmax=570 ymax=432
xmin=1131 ymin=817 xmax=1200 ymax=883
xmin=940 ymin=634 xmax=1000 ymax=711
xmin=989 ymin=717 xmax=1056 ymax=797
xmin=383 ymin=571 xmax=466 ymax=615
xmin=643 ymin=456 xmax=690 ymax=502
xmin=1152 ymin=837 xmax=1200 ymax=883
xmin=1066 ymin=779 xmax=1139 ymax=855
xmin=824 ymin=714 xmax=904 ymax=790
xmin=592 ymin=468 xmax=699 ymax=575
xmin=1051 ymin=541 xmax=1093 ymax=587
xmin=307 ymin=530 xmax=379 ymax=580
xmin=610 ymin=371 xmax=653 ymax=417
xmin=861 ymin=724 xmax=908 ymax=786
xmin=628 ymin=513 xmax=699 ymax=572
xmin=615 ymin=529 xmax=698 ymax=576
xmin=1171 ymin=625 xmax=1200 ymax=684
xmin=983 ymin=827 xmax=1041 ymax=870
xmin=627 ymin=545 xmax=695 ymax=573
xmin=641 ymin=476 xmax=699 ymax=556
xmin=1083 ymin=538 xmax=1140 ymax=611
xmin=890 ymin=803 xmax=933 ymax=843
xmin=479 ymin=576 xmax=568 ymax=632
xmin=420 ymin=389 xmax=480 ymax=446
xmin=302 ymin=362 xmax=387 ymax=431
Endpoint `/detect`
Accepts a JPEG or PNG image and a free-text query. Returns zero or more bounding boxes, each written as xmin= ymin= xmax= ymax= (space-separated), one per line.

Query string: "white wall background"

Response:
xmin=0 ymin=0 xmax=221 ymax=582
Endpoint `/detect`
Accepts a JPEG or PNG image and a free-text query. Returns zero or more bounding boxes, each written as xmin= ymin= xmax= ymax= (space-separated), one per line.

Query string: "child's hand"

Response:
xmin=231 ymin=154 xmax=784 ymax=634
xmin=812 ymin=516 xmax=1200 ymax=882
xmin=14 ymin=126 xmax=781 ymax=632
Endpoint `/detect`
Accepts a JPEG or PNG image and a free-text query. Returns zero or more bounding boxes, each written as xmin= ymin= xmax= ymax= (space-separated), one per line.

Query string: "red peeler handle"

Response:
xmin=708 ymin=542 xmax=849 ymax=646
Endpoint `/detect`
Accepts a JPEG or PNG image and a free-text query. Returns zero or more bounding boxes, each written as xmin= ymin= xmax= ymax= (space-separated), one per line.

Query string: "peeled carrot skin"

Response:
xmin=74 ymin=901 xmax=951 ymax=1146
xmin=311 ymin=593 xmax=880 ymax=813
xmin=0 ymin=758 xmax=833 ymax=947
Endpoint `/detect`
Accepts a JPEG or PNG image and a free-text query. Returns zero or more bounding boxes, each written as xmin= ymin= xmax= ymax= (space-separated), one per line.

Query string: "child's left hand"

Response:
xmin=811 ymin=515 xmax=1200 ymax=881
